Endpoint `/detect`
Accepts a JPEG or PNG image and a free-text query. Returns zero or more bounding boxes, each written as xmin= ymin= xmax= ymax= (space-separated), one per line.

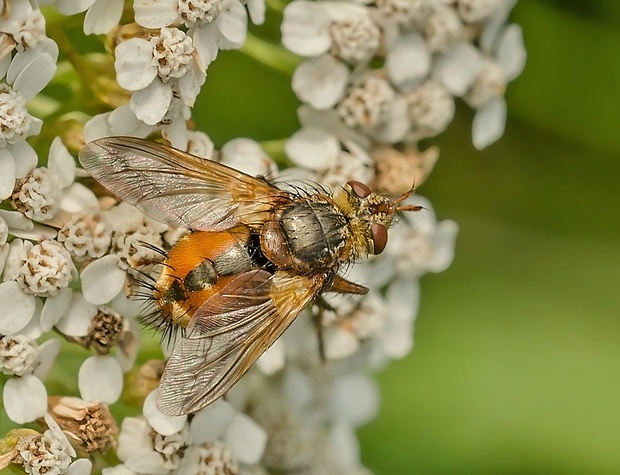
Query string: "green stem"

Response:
xmin=266 ymin=0 xmax=288 ymax=14
xmin=240 ymin=33 xmax=300 ymax=76
xmin=260 ymin=138 xmax=292 ymax=167
xmin=46 ymin=23 xmax=100 ymax=89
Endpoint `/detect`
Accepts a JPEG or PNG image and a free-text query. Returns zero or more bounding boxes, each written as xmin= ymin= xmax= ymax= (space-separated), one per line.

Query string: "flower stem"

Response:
xmin=260 ymin=138 xmax=292 ymax=167
xmin=46 ymin=23 xmax=100 ymax=89
xmin=240 ymin=33 xmax=300 ymax=76
xmin=266 ymin=0 xmax=288 ymax=14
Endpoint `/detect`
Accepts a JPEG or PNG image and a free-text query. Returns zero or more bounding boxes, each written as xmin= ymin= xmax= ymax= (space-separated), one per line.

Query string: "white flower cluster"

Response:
xmin=78 ymin=0 xmax=266 ymax=149
xmin=0 ymin=0 xmax=524 ymax=473
xmin=0 ymin=0 xmax=58 ymax=201
xmin=283 ymin=0 xmax=526 ymax=157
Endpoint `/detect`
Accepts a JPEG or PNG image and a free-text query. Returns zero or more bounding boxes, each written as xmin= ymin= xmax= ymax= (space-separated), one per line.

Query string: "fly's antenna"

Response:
xmin=397 ymin=204 xmax=424 ymax=212
xmin=393 ymin=180 xmax=423 ymax=212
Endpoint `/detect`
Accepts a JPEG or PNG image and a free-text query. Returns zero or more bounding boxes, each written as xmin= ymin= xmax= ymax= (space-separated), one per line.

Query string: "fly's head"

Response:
xmin=335 ymin=180 xmax=422 ymax=258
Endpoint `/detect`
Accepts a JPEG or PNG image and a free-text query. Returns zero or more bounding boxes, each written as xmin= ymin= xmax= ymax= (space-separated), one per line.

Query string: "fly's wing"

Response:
xmin=157 ymin=269 xmax=326 ymax=416
xmin=79 ymin=136 xmax=287 ymax=231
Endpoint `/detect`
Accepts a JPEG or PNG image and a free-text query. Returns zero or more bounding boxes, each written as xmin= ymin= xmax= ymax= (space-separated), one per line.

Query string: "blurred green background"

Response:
xmin=195 ymin=1 xmax=620 ymax=473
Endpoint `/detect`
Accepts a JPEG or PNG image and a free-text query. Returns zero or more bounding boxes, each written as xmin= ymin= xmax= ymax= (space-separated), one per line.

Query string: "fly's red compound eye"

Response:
xmin=371 ymin=222 xmax=388 ymax=254
xmin=347 ymin=180 xmax=371 ymax=199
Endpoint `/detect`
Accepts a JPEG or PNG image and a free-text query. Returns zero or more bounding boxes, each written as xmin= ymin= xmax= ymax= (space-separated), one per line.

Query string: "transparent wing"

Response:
xmin=157 ymin=269 xmax=326 ymax=416
xmin=79 ymin=136 xmax=287 ymax=231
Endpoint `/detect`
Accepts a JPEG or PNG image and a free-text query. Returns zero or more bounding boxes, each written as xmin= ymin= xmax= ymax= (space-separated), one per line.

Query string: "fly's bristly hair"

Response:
xmin=138 ymin=240 xmax=172 ymax=257
xmin=246 ymin=230 xmax=278 ymax=274
xmin=128 ymin=242 xmax=184 ymax=346
xmin=271 ymin=177 xmax=333 ymax=200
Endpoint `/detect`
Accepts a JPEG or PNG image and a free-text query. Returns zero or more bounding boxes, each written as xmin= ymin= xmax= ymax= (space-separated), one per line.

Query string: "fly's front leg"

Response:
xmin=312 ymin=275 xmax=369 ymax=361
xmin=329 ymin=275 xmax=369 ymax=295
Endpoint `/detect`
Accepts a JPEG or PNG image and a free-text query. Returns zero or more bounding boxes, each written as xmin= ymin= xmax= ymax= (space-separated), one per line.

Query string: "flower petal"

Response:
xmin=56 ymin=0 xmax=95 ymax=15
xmin=143 ymin=390 xmax=187 ymax=436
xmin=3 ymin=374 xmax=47 ymax=423
xmin=114 ymin=38 xmax=157 ymax=91
xmin=48 ymin=137 xmax=76 ymax=187
xmin=2 ymin=239 xmax=25 ymax=281
xmin=472 ymin=95 xmax=507 ymax=150
xmin=220 ymin=138 xmax=274 ymax=177
xmin=134 ymin=0 xmax=179 ymax=28
xmin=83 ymin=0 xmax=123 ymax=35
xmin=60 ymin=183 xmax=100 ymax=213
xmin=256 ymin=338 xmax=285 ymax=375
xmin=80 ymin=255 xmax=125 ymax=305
xmin=17 ymin=296 xmax=44 ymax=339
xmin=381 ymin=277 xmax=420 ymax=358
xmin=330 ymin=372 xmax=379 ymax=426
xmin=0 ymin=148 xmax=16 ymax=199
xmin=10 ymin=140 xmax=38 ymax=178
xmin=10 ymin=223 xmax=58 ymax=242
xmin=226 ymin=413 xmax=267 ymax=465
xmin=428 ymin=220 xmax=459 ymax=273
xmin=190 ymin=399 xmax=236 ymax=444
xmin=41 ymin=287 xmax=73 ymax=331
xmin=115 ymin=317 xmax=141 ymax=372
xmin=292 ymin=55 xmax=348 ymax=110
xmin=246 ymin=0 xmax=265 ymax=24
xmin=329 ymin=422 xmax=360 ymax=468
xmin=0 ymin=53 xmax=11 ymax=79
xmin=109 ymin=105 xmax=154 ymax=137
xmin=66 ymin=458 xmax=93 ymax=475
xmin=0 ymin=281 xmax=36 ymax=335
xmin=0 ymin=245 xmax=9 ymax=275
xmin=216 ymin=0 xmax=248 ymax=44
xmin=192 ymin=23 xmax=219 ymax=68
xmin=79 ymin=355 xmax=123 ymax=403
xmin=55 ymin=291 xmax=97 ymax=337
xmin=84 ymin=112 xmax=112 ymax=142
xmin=435 ymin=42 xmax=484 ymax=96
xmin=285 ymin=126 xmax=339 ymax=170
xmin=0 ymin=209 xmax=33 ymax=231
xmin=116 ymin=417 xmax=152 ymax=461
xmin=111 ymin=291 xmax=145 ymax=319
xmin=32 ymin=338 xmax=61 ymax=380
xmin=125 ymin=453 xmax=169 ymax=474
xmin=12 ymin=52 xmax=57 ymax=101
xmin=130 ymin=79 xmax=173 ymax=125
xmin=323 ymin=327 xmax=359 ymax=360
xmin=282 ymin=1 xmax=331 ymax=56
xmin=370 ymin=95 xmax=410 ymax=143
xmin=497 ymin=24 xmax=526 ymax=82
xmin=386 ymin=33 xmax=431 ymax=89
xmin=179 ymin=63 xmax=206 ymax=107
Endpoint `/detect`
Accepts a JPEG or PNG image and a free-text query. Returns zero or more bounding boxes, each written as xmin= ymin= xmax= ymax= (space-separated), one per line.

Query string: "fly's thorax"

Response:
xmin=260 ymin=197 xmax=350 ymax=271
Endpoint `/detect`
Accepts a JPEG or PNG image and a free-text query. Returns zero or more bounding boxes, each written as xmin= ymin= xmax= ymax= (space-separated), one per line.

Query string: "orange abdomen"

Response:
xmin=154 ymin=226 xmax=255 ymax=328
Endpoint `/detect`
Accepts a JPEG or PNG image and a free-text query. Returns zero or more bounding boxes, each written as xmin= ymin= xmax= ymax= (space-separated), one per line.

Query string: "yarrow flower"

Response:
xmin=1 ymin=336 xmax=60 ymax=423
xmin=107 ymin=392 xmax=266 ymax=473
xmin=16 ymin=239 xmax=75 ymax=297
xmin=0 ymin=0 xmax=46 ymax=53
xmin=11 ymin=167 xmax=62 ymax=221
xmin=52 ymin=0 xmax=124 ymax=35
xmin=58 ymin=212 xmax=112 ymax=262
xmin=115 ymin=27 xmax=206 ymax=125
xmin=0 ymin=414 xmax=92 ymax=473
xmin=47 ymin=396 xmax=119 ymax=455
xmin=283 ymin=0 xmax=525 ymax=151
xmin=0 ymin=0 xmax=524 ymax=472
xmin=134 ymin=0 xmax=266 ymax=65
